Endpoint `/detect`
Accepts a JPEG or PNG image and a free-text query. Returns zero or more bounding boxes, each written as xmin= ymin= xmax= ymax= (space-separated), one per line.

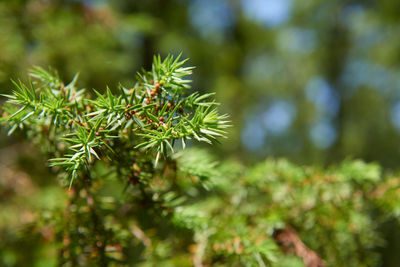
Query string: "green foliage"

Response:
xmin=2 ymin=57 xmax=400 ymax=267
xmin=171 ymin=155 xmax=400 ymax=266
xmin=2 ymin=0 xmax=400 ymax=266
xmin=2 ymin=55 xmax=229 ymax=187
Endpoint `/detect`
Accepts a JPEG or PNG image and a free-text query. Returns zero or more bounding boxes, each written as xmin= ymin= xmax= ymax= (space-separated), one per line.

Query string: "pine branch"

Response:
xmin=1 ymin=54 xmax=230 ymax=186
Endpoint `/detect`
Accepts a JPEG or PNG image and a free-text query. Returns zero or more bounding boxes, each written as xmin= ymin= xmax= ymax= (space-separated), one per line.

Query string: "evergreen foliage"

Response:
xmin=1 ymin=56 xmax=400 ymax=266
xmin=1 ymin=54 xmax=228 ymax=187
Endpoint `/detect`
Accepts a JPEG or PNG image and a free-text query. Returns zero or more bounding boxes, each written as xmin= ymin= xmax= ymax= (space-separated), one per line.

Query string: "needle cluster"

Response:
xmin=1 ymin=55 xmax=229 ymax=186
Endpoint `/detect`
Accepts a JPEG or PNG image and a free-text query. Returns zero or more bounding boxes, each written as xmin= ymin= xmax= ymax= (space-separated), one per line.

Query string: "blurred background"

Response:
xmin=2 ymin=0 xmax=400 ymax=265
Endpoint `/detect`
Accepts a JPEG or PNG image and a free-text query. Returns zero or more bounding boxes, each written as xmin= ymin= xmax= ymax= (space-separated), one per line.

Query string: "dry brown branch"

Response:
xmin=273 ymin=226 xmax=325 ymax=267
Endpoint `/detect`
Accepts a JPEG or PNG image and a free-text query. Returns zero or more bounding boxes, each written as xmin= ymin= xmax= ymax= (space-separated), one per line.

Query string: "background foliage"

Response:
xmin=2 ymin=0 xmax=400 ymax=266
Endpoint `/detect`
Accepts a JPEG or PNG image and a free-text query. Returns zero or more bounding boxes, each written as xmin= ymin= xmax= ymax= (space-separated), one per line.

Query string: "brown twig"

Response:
xmin=273 ymin=226 xmax=325 ymax=267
